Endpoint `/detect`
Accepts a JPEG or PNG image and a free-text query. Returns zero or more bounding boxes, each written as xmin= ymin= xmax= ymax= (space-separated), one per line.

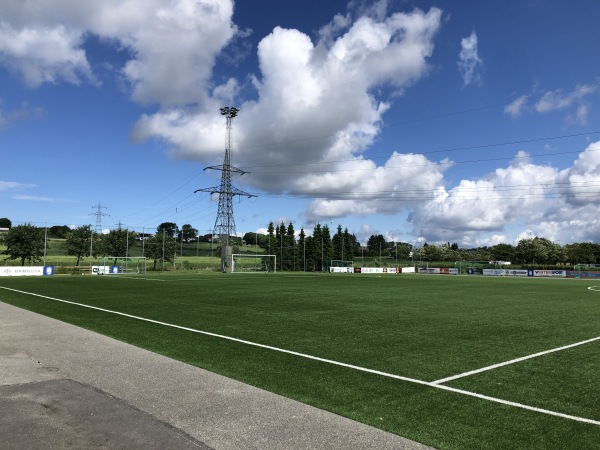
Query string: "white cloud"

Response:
xmin=535 ymin=84 xmax=596 ymax=114
xmin=557 ymin=140 xmax=600 ymax=206
xmin=458 ymin=31 xmax=483 ymax=86
xmin=12 ymin=194 xmax=56 ymax=202
xmin=504 ymin=83 xmax=597 ymax=125
xmin=0 ymin=23 xmax=93 ymax=87
xmin=0 ymin=100 xmax=44 ymax=130
xmin=1 ymin=2 xmax=444 ymax=225
xmin=0 ymin=0 xmax=237 ymax=105
xmin=409 ymin=152 xmax=559 ymax=242
xmin=0 ymin=180 xmax=35 ymax=191
xmin=406 ymin=140 xmax=600 ymax=245
xmin=504 ymin=95 xmax=528 ymax=118
xmin=12 ymin=194 xmax=75 ymax=203
xmin=134 ymin=7 xmax=443 ymax=221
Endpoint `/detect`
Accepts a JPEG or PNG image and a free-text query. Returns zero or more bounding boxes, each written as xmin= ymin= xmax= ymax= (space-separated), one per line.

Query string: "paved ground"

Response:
xmin=0 ymin=301 xmax=433 ymax=449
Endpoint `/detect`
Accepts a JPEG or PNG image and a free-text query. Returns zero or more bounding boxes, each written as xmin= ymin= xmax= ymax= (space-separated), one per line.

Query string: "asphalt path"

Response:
xmin=0 ymin=300 xmax=433 ymax=449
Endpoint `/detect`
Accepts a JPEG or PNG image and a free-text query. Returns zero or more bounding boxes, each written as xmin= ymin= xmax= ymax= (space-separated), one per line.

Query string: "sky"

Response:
xmin=1 ymin=0 xmax=600 ymax=247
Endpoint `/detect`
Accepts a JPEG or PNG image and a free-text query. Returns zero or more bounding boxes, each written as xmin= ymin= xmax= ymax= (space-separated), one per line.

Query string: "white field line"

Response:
xmin=107 ymin=276 xmax=166 ymax=281
xmin=1 ymin=286 xmax=599 ymax=427
xmin=432 ymin=336 xmax=600 ymax=385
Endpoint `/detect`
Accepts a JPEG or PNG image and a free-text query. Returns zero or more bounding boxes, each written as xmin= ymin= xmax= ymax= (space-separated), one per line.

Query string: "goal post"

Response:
xmin=230 ymin=254 xmax=276 ymax=273
xmin=98 ymin=256 xmax=147 ymax=274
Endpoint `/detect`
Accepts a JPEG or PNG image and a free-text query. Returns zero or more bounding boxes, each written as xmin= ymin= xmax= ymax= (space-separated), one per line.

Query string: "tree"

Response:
xmin=366 ymin=234 xmax=386 ymax=257
xmin=306 ymin=224 xmax=322 ymax=272
xmin=298 ymin=228 xmax=306 ymax=271
xmin=321 ymin=224 xmax=333 ymax=267
xmin=180 ymin=224 xmax=198 ymax=242
xmin=565 ymin=243 xmax=596 ymax=264
xmin=157 ymin=222 xmax=178 ymax=238
xmin=263 ymin=222 xmax=276 ymax=271
xmin=144 ymin=233 xmax=176 ymax=270
xmin=99 ymin=228 xmax=138 ymax=264
xmin=422 ymin=243 xmax=444 ymax=262
xmin=0 ymin=218 xmax=12 ymax=228
xmin=48 ymin=225 xmax=70 ymax=239
xmin=4 ymin=224 xmax=44 ymax=266
xmin=515 ymin=237 xmax=553 ymax=264
xmin=64 ymin=225 xmax=94 ymax=266
xmin=243 ymin=232 xmax=267 ymax=247
xmin=276 ymin=222 xmax=295 ymax=270
xmin=491 ymin=243 xmax=515 ymax=262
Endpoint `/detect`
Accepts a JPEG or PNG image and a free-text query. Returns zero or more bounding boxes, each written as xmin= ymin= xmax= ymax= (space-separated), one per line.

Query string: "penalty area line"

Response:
xmin=432 ymin=335 xmax=600 ymax=385
xmin=1 ymin=286 xmax=599 ymax=427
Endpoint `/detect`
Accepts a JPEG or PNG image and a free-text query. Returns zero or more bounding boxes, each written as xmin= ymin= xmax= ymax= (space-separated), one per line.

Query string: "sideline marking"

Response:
xmin=432 ymin=335 xmax=600 ymax=385
xmin=1 ymin=286 xmax=599 ymax=427
xmin=106 ymin=276 xmax=166 ymax=282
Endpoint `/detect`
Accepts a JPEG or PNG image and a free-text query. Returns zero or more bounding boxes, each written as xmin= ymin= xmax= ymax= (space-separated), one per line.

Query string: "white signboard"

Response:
xmin=91 ymin=266 xmax=111 ymax=275
xmin=330 ymin=267 xmax=353 ymax=273
xmin=0 ymin=266 xmax=54 ymax=277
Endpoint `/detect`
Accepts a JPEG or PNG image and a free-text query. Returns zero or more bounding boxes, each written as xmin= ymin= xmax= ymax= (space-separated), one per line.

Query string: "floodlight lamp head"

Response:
xmin=220 ymin=106 xmax=239 ymax=118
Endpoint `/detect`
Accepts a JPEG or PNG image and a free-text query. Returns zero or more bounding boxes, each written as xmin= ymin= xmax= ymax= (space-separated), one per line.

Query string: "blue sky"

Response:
xmin=1 ymin=0 xmax=600 ymax=247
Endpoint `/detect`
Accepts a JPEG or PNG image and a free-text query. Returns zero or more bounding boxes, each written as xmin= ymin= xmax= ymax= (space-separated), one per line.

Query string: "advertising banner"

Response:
xmin=418 ymin=267 xmax=458 ymax=275
xmin=359 ymin=267 xmax=385 ymax=274
xmin=567 ymin=270 xmax=600 ymax=278
xmin=532 ymin=270 xmax=566 ymax=278
xmin=400 ymin=267 xmax=416 ymax=273
xmin=481 ymin=269 xmax=531 ymax=277
xmin=0 ymin=266 xmax=54 ymax=277
xmin=330 ymin=267 xmax=353 ymax=273
xmin=91 ymin=266 xmax=110 ymax=275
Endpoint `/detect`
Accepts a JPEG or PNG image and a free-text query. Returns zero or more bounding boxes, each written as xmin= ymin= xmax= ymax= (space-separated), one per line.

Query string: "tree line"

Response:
xmin=3 ymin=217 xmax=600 ymax=269
xmin=0 ymin=221 xmax=198 ymax=269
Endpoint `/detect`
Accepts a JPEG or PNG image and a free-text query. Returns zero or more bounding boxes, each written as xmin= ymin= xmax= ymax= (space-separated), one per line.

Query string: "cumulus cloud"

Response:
xmin=409 ymin=151 xmax=559 ymax=242
xmin=134 ymin=6 xmax=443 ymax=220
xmin=0 ymin=2 xmax=444 ymax=224
xmin=0 ymin=0 xmax=237 ymax=105
xmin=407 ymin=140 xmax=600 ymax=244
xmin=557 ymin=140 xmax=600 ymax=206
xmin=457 ymin=31 xmax=483 ymax=86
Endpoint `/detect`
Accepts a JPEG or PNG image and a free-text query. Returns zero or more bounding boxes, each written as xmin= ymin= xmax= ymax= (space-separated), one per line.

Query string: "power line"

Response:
xmin=239 ymin=131 xmax=600 ymax=171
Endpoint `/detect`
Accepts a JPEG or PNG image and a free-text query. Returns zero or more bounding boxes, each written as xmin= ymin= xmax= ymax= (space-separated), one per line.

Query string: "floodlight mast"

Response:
xmin=195 ymin=107 xmax=255 ymax=272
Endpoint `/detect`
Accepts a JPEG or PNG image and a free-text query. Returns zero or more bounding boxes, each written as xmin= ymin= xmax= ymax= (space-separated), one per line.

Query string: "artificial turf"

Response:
xmin=1 ymin=272 xmax=599 ymax=448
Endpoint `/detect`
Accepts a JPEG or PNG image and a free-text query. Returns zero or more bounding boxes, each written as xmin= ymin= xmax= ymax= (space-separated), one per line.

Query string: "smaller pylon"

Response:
xmin=90 ymin=202 xmax=109 ymax=234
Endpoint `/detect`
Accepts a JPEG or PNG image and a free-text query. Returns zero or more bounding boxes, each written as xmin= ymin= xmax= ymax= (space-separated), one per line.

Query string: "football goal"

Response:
xmin=230 ymin=254 xmax=276 ymax=273
xmin=573 ymin=263 xmax=600 ymax=278
xmin=98 ymin=257 xmax=147 ymax=274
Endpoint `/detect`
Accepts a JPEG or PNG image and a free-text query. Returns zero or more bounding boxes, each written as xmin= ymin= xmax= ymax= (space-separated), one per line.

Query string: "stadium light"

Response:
xmin=220 ymin=107 xmax=239 ymax=118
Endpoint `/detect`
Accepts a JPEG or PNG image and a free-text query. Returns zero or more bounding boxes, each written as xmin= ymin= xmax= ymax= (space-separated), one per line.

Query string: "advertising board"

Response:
xmin=0 ymin=266 xmax=54 ymax=277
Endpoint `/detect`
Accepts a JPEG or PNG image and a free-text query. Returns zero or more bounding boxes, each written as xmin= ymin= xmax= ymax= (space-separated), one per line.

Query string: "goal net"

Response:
xmin=573 ymin=263 xmax=600 ymax=278
xmin=98 ymin=257 xmax=147 ymax=274
xmin=231 ymin=254 xmax=276 ymax=273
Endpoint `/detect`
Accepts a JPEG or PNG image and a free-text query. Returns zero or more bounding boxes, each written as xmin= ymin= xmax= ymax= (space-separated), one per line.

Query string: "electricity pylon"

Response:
xmin=195 ymin=107 xmax=255 ymax=271
xmin=90 ymin=202 xmax=109 ymax=234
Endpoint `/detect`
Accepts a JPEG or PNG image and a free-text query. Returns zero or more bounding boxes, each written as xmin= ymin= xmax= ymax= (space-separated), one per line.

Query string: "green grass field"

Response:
xmin=1 ymin=273 xmax=599 ymax=448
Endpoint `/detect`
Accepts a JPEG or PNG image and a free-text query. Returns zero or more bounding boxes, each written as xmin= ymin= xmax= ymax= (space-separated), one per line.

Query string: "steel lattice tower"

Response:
xmin=90 ymin=201 xmax=109 ymax=234
xmin=195 ymin=107 xmax=255 ymax=271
